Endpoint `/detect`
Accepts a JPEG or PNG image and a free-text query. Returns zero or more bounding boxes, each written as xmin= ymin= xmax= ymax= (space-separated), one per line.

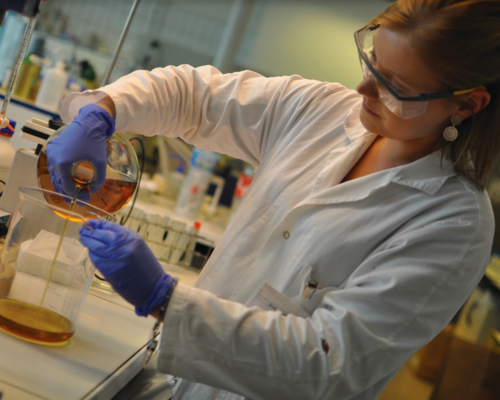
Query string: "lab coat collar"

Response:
xmin=343 ymin=104 xmax=457 ymax=196
xmin=390 ymin=148 xmax=456 ymax=195
xmin=302 ymin=148 xmax=456 ymax=209
xmin=343 ymin=105 xmax=367 ymax=143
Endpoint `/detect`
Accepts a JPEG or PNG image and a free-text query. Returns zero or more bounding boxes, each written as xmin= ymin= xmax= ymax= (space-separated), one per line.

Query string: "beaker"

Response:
xmin=0 ymin=186 xmax=115 ymax=345
xmin=37 ymin=126 xmax=139 ymax=215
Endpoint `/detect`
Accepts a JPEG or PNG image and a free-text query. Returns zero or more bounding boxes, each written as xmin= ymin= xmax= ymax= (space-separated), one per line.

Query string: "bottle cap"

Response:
xmin=194 ymin=221 xmax=201 ymax=230
xmin=0 ymin=119 xmax=16 ymax=136
xmin=55 ymin=61 xmax=66 ymax=70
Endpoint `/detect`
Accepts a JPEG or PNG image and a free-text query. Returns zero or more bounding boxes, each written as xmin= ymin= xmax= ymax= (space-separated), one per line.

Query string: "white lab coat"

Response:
xmin=61 ymin=65 xmax=494 ymax=400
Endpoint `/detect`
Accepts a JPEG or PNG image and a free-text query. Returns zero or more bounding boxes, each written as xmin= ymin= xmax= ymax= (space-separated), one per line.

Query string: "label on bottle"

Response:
xmin=234 ymin=173 xmax=253 ymax=199
xmin=191 ymin=148 xmax=219 ymax=172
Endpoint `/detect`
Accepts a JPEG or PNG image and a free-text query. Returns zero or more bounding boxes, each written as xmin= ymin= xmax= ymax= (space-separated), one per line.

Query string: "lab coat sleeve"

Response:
xmin=157 ymin=200 xmax=494 ymax=399
xmin=59 ymin=65 xmax=347 ymax=166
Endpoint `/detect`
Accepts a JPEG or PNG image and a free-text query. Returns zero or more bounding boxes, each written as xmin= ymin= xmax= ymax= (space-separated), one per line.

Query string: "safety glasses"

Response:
xmin=354 ymin=24 xmax=481 ymax=119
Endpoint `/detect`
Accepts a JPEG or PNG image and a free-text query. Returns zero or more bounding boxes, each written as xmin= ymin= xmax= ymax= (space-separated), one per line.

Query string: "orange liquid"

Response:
xmin=0 ymin=298 xmax=74 ymax=343
xmin=37 ymin=151 xmax=137 ymax=216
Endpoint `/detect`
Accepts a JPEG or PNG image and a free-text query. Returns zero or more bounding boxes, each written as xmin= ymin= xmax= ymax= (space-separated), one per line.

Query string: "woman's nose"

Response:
xmin=356 ymin=75 xmax=378 ymax=99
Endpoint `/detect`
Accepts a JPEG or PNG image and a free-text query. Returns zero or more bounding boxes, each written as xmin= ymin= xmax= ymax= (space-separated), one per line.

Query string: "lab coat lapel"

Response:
xmin=390 ymin=150 xmax=456 ymax=195
xmin=308 ymin=104 xmax=456 ymax=205
xmin=308 ymin=169 xmax=394 ymax=205
xmin=309 ymin=105 xmax=379 ymax=205
xmin=311 ymin=134 xmax=377 ymax=199
xmin=303 ymin=147 xmax=456 ymax=208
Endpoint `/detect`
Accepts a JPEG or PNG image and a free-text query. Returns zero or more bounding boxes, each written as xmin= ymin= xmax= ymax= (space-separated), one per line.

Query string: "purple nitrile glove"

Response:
xmin=46 ymin=104 xmax=115 ymax=201
xmin=79 ymin=219 xmax=176 ymax=316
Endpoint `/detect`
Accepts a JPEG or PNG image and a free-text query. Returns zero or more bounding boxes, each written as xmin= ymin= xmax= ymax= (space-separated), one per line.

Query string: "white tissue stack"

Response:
xmin=17 ymin=230 xmax=88 ymax=286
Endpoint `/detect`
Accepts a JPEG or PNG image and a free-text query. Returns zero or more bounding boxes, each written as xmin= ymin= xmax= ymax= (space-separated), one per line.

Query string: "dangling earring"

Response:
xmin=443 ymin=115 xmax=462 ymax=142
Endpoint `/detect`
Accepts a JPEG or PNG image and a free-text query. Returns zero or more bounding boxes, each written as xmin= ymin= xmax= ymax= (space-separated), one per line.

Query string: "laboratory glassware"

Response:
xmin=37 ymin=125 xmax=139 ymax=216
xmin=0 ymin=186 xmax=115 ymax=345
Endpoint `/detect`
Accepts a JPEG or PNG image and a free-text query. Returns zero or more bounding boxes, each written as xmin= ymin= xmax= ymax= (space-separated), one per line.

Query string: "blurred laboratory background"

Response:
xmin=0 ymin=0 xmax=394 ymax=227
xmin=0 ymin=0 xmax=390 ymax=92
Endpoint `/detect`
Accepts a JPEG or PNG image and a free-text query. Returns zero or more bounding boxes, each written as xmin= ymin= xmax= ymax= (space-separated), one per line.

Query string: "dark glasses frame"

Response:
xmin=354 ymin=24 xmax=481 ymax=102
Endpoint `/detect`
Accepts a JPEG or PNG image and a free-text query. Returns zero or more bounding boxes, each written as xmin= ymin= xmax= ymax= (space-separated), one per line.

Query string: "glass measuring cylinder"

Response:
xmin=37 ymin=126 xmax=139 ymax=216
xmin=0 ymin=187 xmax=115 ymax=345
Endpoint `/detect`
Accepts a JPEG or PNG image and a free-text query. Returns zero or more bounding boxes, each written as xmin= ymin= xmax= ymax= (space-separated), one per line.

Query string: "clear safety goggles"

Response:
xmin=354 ymin=24 xmax=481 ymax=119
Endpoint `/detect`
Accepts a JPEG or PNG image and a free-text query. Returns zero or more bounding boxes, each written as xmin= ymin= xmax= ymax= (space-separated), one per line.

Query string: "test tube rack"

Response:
xmin=115 ymin=207 xmax=214 ymax=270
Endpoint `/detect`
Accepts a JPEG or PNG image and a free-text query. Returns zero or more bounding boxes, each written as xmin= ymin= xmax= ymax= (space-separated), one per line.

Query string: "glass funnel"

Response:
xmin=37 ymin=125 xmax=139 ymax=215
xmin=0 ymin=187 xmax=115 ymax=345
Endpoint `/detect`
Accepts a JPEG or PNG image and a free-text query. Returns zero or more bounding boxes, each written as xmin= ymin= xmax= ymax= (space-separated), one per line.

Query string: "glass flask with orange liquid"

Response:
xmin=0 ymin=187 xmax=115 ymax=345
xmin=37 ymin=125 xmax=139 ymax=216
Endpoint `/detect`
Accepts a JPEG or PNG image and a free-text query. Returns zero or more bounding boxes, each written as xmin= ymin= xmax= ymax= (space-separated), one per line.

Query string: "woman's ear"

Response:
xmin=458 ymin=89 xmax=491 ymax=120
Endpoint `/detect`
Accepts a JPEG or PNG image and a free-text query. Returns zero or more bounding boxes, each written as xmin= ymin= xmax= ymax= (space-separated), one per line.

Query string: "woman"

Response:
xmin=48 ymin=0 xmax=500 ymax=399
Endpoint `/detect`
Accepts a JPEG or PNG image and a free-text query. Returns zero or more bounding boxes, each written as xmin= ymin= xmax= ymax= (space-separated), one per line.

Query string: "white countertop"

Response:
xmin=0 ymin=290 xmax=151 ymax=399
xmin=0 ymin=261 xmax=200 ymax=400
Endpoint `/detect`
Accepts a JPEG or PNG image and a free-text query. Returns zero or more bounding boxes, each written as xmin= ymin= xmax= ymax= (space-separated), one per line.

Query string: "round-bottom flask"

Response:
xmin=37 ymin=126 xmax=139 ymax=216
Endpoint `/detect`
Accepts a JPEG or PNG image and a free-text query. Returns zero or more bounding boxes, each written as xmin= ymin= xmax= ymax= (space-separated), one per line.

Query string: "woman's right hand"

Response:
xmin=46 ymin=104 xmax=115 ymax=200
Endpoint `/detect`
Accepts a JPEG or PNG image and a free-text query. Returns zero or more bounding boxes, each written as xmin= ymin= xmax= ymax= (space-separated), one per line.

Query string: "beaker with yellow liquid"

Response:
xmin=0 ymin=187 xmax=115 ymax=345
xmin=37 ymin=125 xmax=139 ymax=215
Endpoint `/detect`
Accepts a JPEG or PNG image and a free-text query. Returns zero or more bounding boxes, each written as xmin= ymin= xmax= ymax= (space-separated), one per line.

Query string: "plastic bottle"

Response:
xmin=14 ymin=54 xmax=42 ymax=100
xmin=231 ymin=164 xmax=255 ymax=216
xmin=175 ymin=147 xmax=220 ymax=219
xmin=35 ymin=61 xmax=68 ymax=111
xmin=0 ymin=120 xmax=17 ymax=192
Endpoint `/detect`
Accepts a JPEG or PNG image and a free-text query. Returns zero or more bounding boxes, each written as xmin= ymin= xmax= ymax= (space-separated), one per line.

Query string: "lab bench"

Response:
xmin=0 ymin=262 xmax=200 ymax=400
xmin=0 ymin=284 xmax=151 ymax=399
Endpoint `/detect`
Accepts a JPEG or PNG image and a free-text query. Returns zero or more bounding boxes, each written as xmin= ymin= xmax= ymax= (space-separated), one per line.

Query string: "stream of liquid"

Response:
xmin=39 ymin=187 xmax=80 ymax=307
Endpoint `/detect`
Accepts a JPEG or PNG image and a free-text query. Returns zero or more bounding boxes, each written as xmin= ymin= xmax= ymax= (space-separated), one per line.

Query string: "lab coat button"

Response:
xmin=283 ymin=231 xmax=290 ymax=239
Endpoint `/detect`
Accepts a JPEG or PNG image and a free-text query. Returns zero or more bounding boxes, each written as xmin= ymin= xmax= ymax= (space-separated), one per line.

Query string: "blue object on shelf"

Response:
xmin=0 ymin=118 xmax=16 ymax=135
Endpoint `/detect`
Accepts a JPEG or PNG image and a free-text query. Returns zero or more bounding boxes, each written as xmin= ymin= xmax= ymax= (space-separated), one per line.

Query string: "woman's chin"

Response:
xmin=359 ymin=108 xmax=380 ymax=133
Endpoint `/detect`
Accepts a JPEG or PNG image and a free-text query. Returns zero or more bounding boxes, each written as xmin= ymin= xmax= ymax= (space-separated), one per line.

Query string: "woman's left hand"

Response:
xmin=80 ymin=219 xmax=176 ymax=316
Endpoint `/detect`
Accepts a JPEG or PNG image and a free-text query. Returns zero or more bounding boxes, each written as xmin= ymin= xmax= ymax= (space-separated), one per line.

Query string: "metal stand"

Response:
xmin=213 ymin=0 xmax=254 ymax=73
xmin=100 ymin=0 xmax=141 ymax=87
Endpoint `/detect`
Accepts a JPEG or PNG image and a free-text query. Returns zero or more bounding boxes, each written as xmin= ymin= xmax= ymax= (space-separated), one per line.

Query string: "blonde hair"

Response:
xmin=373 ymin=0 xmax=500 ymax=190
